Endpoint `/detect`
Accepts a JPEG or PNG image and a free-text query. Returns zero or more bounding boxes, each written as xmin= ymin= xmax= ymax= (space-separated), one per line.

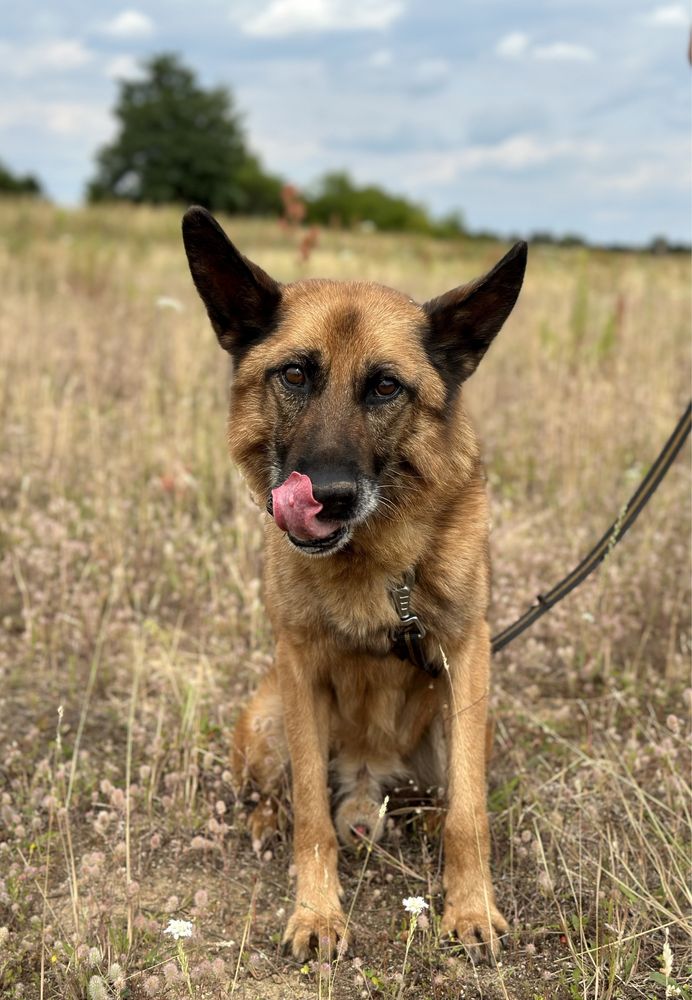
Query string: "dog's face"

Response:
xmin=182 ymin=208 xmax=526 ymax=555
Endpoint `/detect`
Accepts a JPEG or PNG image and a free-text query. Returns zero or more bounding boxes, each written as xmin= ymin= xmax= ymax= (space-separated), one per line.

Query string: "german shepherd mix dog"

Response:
xmin=182 ymin=208 xmax=527 ymax=964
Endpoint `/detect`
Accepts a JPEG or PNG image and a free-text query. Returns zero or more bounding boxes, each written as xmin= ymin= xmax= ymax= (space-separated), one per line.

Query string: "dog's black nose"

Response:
xmin=312 ymin=478 xmax=358 ymax=520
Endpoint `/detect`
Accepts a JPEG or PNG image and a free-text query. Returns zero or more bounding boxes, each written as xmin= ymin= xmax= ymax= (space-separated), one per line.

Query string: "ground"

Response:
xmin=0 ymin=201 xmax=689 ymax=999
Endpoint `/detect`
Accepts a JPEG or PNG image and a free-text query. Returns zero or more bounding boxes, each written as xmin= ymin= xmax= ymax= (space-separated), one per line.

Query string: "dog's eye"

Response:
xmin=373 ymin=377 xmax=400 ymax=399
xmin=281 ymin=365 xmax=307 ymax=389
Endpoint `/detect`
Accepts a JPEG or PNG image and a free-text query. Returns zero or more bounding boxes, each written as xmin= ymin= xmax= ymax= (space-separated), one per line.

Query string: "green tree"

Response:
xmin=87 ymin=53 xmax=281 ymax=214
xmin=233 ymin=153 xmax=283 ymax=215
xmin=305 ymin=171 xmax=464 ymax=237
xmin=0 ymin=160 xmax=42 ymax=197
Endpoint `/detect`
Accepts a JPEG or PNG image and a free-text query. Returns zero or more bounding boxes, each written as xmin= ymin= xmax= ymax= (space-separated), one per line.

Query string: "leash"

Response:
xmin=491 ymin=399 xmax=692 ymax=654
xmin=390 ymin=400 xmax=691 ymax=670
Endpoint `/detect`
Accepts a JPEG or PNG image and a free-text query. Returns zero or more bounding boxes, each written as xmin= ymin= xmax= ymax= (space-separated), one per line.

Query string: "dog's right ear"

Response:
xmin=182 ymin=206 xmax=282 ymax=357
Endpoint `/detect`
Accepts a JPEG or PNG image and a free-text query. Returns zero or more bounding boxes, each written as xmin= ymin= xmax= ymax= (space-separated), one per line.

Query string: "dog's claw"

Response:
xmin=440 ymin=904 xmax=508 ymax=965
xmin=283 ymin=905 xmax=350 ymax=961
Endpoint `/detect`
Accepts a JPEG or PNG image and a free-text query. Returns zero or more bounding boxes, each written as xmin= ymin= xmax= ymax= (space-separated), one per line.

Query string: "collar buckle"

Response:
xmin=390 ymin=569 xmax=427 ymax=641
xmin=389 ymin=569 xmax=442 ymax=678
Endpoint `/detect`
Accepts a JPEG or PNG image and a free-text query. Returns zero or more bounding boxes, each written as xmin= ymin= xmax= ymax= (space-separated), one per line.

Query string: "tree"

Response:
xmin=0 ymin=160 xmax=42 ymax=197
xmin=87 ymin=53 xmax=281 ymax=214
xmin=305 ymin=172 xmax=465 ymax=237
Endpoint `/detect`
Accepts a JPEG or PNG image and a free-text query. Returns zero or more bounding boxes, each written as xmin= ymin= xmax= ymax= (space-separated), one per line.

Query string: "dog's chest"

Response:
xmin=265 ymin=534 xmax=456 ymax=659
xmin=267 ymin=560 xmax=402 ymax=653
xmin=314 ymin=573 xmax=398 ymax=654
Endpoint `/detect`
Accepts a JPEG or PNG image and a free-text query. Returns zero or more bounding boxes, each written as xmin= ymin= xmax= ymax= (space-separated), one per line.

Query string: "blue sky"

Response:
xmin=2 ymin=1 xmax=690 ymax=243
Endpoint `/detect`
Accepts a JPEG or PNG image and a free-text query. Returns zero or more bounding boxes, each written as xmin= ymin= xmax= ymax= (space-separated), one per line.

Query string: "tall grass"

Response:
xmin=0 ymin=200 xmax=689 ymax=999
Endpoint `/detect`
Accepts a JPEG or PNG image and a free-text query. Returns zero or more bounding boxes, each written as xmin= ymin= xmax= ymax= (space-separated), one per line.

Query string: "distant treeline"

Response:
xmin=499 ymin=230 xmax=691 ymax=255
xmin=1 ymin=52 xmax=689 ymax=254
xmin=0 ymin=161 xmax=42 ymax=197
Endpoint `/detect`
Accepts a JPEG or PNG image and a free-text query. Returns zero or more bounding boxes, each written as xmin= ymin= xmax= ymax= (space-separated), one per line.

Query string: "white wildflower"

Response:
xmin=163 ymin=918 xmax=193 ymax=940
xmin=402 ymin=896 xmax=428 ymax=916
xmin=155 ymin=296 xmax=183 ymax=312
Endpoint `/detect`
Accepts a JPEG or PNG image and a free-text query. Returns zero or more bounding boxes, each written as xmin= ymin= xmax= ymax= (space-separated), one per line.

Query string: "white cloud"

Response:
xmin=465 ymin=134 xmax=602 ymax=170
xmin=241 ymin=0 xmax=403 ymax=37
xmin=495 ymin=32 xmax=530 ymax=58
xmin=643 ymin=4 xmax=689 ymax=26
xmin=99 ymin=9 xmax=154 ymax=38
xmin=369 ymin=48 xmax=393 ymax=68
xmin=0 ymin=40 xmax=93 ymax=77
xmin=104 ymin=54 xmax=143 ymax=80
xmin=533 ymin=42 xmax=595 ymax=62
xmin=413 ymin=58 xmax=450 ymax=85
xmin=49 ymin=106 xmax=111 ymax=138
xmin=597 ymin=152 xmax=691 ymax=194
xmin=0 ymin=99 xmax=112 ymax=141
xmin=600 ymin=163 xmax=661 ymax=193
xmin=496 ymin=33 xmax=595 ymax=62
xmin=412 ymin=134 xmax=603 ymax=185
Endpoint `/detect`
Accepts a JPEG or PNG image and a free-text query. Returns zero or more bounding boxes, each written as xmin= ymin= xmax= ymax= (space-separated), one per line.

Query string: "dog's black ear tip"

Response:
xmin=497 ymin=240 xmax=528 ymax=284
xmin=181 ymin=205 xmax=216 ymax=235
xmin=183 ymin=204 xmax=211 ymax=218
xmin=181 ymin=207 xmax=234 ymax=260
xmin=507 ymin=240 xmax=528 ymax=263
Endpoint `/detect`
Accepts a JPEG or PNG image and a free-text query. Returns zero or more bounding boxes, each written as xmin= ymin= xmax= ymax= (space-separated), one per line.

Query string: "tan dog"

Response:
xmin=182 ymin=207 xmax=526 ymax=963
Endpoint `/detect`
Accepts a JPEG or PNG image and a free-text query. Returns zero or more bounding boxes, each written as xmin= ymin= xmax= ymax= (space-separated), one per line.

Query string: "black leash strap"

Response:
xmin=491 ymin=400 xmax=692 ymax=655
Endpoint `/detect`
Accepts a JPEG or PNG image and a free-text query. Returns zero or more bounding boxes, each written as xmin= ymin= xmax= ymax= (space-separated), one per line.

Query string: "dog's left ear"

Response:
xmin=423 ymin=241 xmax=527 ymax=388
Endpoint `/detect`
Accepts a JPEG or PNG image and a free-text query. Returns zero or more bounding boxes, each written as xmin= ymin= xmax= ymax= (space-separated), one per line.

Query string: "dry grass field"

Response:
xmin=0 ymin=200 xmax=690 ymax=1000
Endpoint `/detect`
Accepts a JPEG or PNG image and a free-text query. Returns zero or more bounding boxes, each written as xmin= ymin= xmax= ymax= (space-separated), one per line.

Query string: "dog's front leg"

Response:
xmin=278 ymin=637 xmax=347 ymax=960
xmin=442 ymin=619 xmax=508 ymax=963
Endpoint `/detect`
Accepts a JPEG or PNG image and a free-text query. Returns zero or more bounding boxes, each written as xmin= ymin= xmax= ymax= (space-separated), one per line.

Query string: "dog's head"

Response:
xmin=182 ymin=208 xmax=526 ymax=556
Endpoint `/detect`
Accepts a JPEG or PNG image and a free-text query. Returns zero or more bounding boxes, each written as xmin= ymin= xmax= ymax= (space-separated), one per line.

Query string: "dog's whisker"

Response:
xmin=379 ymin=476 xmax=422 ymax=491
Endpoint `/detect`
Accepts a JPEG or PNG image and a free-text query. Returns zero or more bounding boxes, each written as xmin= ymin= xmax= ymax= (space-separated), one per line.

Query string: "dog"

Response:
xmin=182 ymin=207 xmax=526 ymax=963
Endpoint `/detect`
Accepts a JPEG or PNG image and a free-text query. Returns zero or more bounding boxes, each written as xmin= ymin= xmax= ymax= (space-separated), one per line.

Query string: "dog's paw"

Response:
xmin=283 ymin=903 xmax=351 ymax=961
xmin=440 ymin=901 xmax=508 ymax=965
xmin=334 ymin=794 xmax=385 ymax=848
xmin=248 ymin=797 xmax=280 ymax=847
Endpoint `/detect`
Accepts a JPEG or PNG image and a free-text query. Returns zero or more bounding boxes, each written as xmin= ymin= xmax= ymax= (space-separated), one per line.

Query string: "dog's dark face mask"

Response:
xmin=182 ymin=207 xmax=526 ymax=555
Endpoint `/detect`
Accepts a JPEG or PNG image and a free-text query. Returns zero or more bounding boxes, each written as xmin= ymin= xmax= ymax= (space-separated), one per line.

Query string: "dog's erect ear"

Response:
xmin=182 ymin=206 xmax=282 ymax=357
xmin=423 ymin=241 xmax=527 ymax=391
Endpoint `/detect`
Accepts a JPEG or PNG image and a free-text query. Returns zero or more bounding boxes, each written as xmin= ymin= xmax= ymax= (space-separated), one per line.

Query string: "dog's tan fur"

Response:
xmin=182 ymin=209 xmax=526 ymax=963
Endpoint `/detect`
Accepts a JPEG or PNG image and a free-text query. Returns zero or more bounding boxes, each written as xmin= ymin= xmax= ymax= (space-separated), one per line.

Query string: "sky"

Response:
xmin=1 ymin=0 xmax=691 ymax=244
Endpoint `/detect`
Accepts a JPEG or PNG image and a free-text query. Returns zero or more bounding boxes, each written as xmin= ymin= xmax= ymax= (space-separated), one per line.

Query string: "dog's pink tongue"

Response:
xmin=271 ymin=472 xmax=339 ymax=541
